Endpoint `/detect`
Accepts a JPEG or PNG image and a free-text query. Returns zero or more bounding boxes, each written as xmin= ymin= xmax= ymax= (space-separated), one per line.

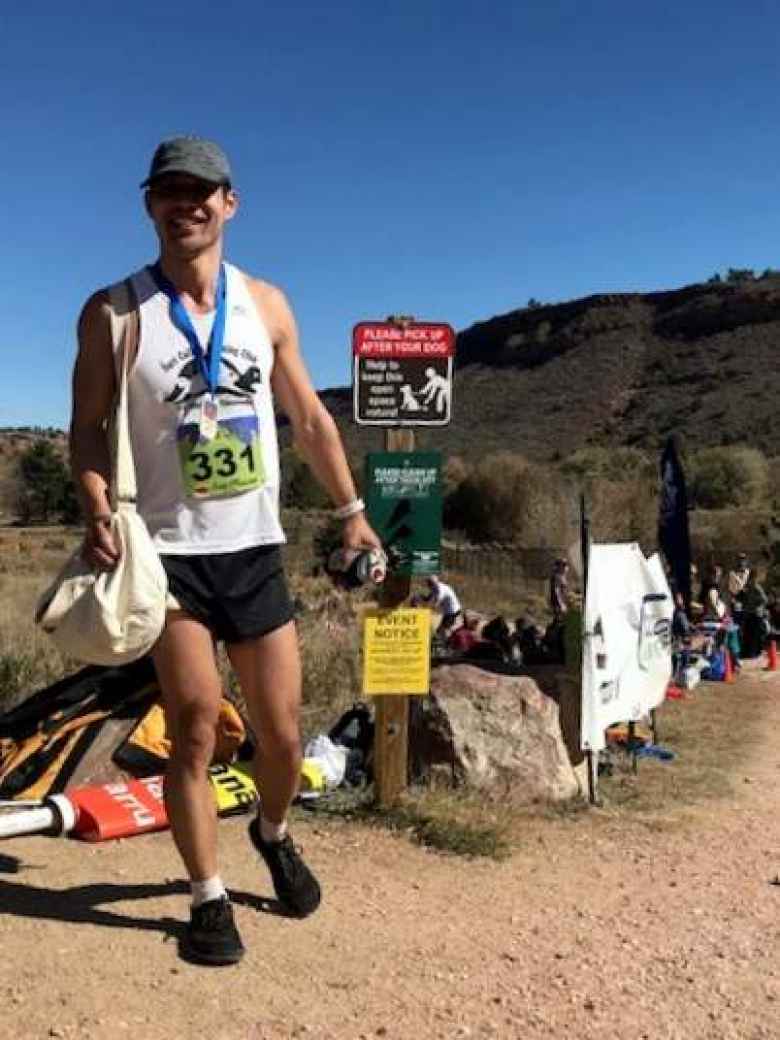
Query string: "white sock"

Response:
xmin=191 ymin=875 xmax=227 ymax=908
xmin=259 ymin=814 xmax=287 ymax=844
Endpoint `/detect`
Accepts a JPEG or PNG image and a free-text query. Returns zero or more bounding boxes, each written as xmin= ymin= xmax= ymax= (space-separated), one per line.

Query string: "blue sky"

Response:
xmin=2 ymin=0 xmax=779 ymax=427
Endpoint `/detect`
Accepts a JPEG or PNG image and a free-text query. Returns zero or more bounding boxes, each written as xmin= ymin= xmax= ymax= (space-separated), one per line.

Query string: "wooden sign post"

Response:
xmin=353 ymin=317 xmax=454 ymax=809
xmin=374 ymin=428 xmax=414 ymax=808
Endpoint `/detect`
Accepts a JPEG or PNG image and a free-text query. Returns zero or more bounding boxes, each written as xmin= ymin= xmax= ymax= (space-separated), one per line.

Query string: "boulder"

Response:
xmin=408 ymin=663 xmax=580 ymax=803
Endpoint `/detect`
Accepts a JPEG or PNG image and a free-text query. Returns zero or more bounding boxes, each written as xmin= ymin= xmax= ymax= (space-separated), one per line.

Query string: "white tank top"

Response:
xmin=116 ymin=262 xmax=284 ymax=555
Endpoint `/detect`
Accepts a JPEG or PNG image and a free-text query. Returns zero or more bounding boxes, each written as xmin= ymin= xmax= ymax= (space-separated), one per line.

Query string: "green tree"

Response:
xmin=60 ymin=480 xmax=82 ymax=525
xmin=16 ymin=441 xmax=75 ymax=523
xmin=688 ymin=446 xmax=769 ymax=509
xmin=725 ymin=267 xmax=755 ymax=284
xmin=559 ymin=446 xmax=655 ymax=483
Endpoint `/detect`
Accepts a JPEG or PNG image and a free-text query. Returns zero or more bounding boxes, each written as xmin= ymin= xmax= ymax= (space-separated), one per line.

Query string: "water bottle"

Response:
xmin=326 ymin=547 xmax=387 ymax=588
xmin=355 ymin=548 xmax=387 ymax=585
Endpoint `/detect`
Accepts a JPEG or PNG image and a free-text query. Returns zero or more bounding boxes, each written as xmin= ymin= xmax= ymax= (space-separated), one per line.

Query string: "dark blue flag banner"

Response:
xmin=658 ymin=437 xmax=692 ymax=608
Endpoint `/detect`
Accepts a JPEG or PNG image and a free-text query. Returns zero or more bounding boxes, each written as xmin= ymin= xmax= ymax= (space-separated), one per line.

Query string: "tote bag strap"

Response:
xmin=106 ymin=280 xmax=140 ymax=509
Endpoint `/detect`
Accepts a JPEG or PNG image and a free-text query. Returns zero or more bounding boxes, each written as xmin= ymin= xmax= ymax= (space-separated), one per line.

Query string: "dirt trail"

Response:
xmin=1 ymin=671 xmax=779 ymax=1040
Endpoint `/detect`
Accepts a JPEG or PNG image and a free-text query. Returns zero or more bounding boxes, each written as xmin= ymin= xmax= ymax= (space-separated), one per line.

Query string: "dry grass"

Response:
xmin=397 ymin=675 xmax=775 ymax=857
xmin=0 ymin=530 xmax=82 ymax=712
xmin=411 ymin=569 xmax=548 ymax=629
xmin=1 ymin=525 xmax=773 ymax=862
xmin=595 ymin=675 xmax=769 ymax=814
xmin=304 ymin=785 xmax=515 ymax=859
xmin=0 ymin=530 xmax=371 ymax=728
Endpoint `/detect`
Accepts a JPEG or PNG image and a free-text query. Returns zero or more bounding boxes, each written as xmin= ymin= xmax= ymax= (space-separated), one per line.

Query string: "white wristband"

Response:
xmin=333 ymin=497 xmax=365 ymax=520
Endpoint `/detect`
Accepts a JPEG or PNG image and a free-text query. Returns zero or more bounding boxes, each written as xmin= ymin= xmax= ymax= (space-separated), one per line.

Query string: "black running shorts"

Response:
xmin=160 ymin=545 xmax=295 ymax=643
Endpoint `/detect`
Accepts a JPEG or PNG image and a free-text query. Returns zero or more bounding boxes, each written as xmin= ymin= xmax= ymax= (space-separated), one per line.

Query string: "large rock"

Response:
xmin=408 ymin=663 xmax=580 ymax=803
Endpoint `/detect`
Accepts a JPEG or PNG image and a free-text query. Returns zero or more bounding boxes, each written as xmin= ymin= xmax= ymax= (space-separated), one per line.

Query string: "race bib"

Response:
xmin=177 ymin=408 xmax=266 ymax=499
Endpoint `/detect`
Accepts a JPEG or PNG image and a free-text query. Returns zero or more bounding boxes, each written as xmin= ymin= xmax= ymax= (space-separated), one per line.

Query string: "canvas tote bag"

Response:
xmin=35 ymin=281 xmax=168 ymax=665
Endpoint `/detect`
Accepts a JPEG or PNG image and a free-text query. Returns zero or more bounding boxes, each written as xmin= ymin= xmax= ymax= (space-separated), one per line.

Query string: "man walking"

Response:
xmin=70 ymin=137 xmax=382 ymax=965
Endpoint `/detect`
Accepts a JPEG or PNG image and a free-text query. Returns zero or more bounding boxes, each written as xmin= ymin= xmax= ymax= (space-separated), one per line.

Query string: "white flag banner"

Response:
xmin=581 ymin=543 xmax=673 ymax=753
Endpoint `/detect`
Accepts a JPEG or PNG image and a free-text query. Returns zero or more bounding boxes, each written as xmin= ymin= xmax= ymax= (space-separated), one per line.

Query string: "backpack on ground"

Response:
xmin=0 ymin=658 xmax=158 ymax=800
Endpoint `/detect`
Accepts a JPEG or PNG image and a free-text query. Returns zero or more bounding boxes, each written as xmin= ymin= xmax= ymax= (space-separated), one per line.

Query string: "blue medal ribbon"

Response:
xmin=150 ymin=261 xmax=227 ymax=396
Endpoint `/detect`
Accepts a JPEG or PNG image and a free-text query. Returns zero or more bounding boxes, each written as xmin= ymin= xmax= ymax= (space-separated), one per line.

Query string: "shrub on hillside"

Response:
xmin=280 ymin=447 xmax=331 ymax=510
xmin=560 ymin=446 xmax=655 ymax=482
xmin=768 ymin=457 xmax=780 ymax=510
xmin=687 ymin=446 xmax=769 ymax=509
xmin=587 ymin=476 xmax=659 ymax=548
xmin=445 ymin=452 xmax=571 ymax=545
xmin=443 ymin=454 xmax=469 ymax=495
xmin=311 ymin=514 xmax=343 ymax=570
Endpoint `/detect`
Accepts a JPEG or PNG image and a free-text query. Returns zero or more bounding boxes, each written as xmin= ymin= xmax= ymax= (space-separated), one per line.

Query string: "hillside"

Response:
xmin=2 ymin=274 xmax=779 ymax=522
xmin=315 ymin=274 xmax=780 ymax=465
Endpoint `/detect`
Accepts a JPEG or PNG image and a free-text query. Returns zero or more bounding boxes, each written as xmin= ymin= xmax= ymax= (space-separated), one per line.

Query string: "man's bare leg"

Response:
xmin=227 ymin=620 xmax=320 ymax=917
xmin=227 ymin=619 xmax=302 ymax=825
xmin=153 ymin=612 xmax=222 ymax=881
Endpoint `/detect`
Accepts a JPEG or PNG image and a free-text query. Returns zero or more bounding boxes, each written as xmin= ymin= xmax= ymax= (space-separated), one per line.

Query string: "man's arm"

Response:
xmin=419 ymin=377 xmax=436 ymax=404
xmin=252 ymin=281 xmax=382 ymax=553
xmin=70 ymin=291 xmax=120 ymax=569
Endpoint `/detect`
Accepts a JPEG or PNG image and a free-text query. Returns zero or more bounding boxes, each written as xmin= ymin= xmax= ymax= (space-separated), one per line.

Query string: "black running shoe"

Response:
xmin=181 ymin=896 xmax=245 ymax=965
xmin=248 ymin=819 xmax=321 ymax=917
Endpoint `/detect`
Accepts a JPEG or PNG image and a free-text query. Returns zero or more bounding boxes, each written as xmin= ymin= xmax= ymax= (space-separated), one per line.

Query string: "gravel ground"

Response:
xmin=0 ymin=669 xmax=778 ymax=1040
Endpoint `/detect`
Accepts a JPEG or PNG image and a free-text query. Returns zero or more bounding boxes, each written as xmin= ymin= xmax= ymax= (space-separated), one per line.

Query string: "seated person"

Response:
xmin=513 ymin=616 xmax=546 ymax=664
xmin=479 ymin=615 xmax=514 ymax=661
xmin=741 ymin=571 xmax=770 ymax=658
xmin=672 ymin=592 xmax=693 ymax=643
xmin=447 ymin=612 xmax=483 ymax=655
xmin=700 ymin=565 xmax=727 ymax=621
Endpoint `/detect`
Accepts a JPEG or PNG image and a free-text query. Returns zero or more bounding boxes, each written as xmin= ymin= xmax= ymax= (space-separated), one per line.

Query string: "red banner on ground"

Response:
xmin=69 ymin=776 xmax=168 ymax=841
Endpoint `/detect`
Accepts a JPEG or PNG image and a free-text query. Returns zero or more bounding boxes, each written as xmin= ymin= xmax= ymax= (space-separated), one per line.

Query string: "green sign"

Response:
xmin=365 ymin=452 xmax=442 ymax=576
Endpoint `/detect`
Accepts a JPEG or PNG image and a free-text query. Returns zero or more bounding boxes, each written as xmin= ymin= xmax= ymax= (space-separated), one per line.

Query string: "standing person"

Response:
xmin=422 ymin=575 xmax=463 ymax=636
xmin=69 ymin=137 xmax=382 ymax=965
xmin=741 ymin=571 xmax=770 ymax=658
xmin=727 ymin=552 xmax=751 ymax=625
xmin=549 ymin=558 xmax=570 ymax=621
xmin=688 ymin=562 xmax=703 ymax=618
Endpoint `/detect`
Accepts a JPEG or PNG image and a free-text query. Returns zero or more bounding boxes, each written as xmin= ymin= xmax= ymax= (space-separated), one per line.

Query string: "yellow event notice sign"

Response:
xmin=362 ymin=608 xmax=431 ymax=696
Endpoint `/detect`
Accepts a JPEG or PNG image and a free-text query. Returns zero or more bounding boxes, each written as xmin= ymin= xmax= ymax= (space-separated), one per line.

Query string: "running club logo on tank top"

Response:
xmin=151 ymin=263 xmax=267 ymax=500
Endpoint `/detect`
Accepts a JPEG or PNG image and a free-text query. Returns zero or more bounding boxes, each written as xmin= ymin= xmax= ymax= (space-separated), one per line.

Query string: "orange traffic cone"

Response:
xmin=767 ymin=639 xmax=778 ymax=673
xmin=724 ymin=650 xmax=735 ymax=683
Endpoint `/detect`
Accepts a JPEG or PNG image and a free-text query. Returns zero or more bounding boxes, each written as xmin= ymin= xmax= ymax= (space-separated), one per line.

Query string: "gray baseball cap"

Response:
xmin=141 ymin=136 xmax=232 ymax=188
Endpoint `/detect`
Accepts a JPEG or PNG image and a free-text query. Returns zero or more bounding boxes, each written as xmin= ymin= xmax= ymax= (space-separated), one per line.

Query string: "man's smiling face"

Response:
xmin=145 ymin=174 xmax=237 ymax=259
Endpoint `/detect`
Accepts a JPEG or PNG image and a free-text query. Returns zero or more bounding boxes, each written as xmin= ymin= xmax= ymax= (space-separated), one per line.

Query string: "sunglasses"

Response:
xmin=147 ymin=179 xmax=228 ymax=202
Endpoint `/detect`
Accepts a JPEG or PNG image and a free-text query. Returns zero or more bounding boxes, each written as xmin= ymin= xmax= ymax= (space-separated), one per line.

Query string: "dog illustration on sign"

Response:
xmin=399 ymin=385 xmax=421 ymax=412
xmin=398 ymin=367 xmax=449 ymax=415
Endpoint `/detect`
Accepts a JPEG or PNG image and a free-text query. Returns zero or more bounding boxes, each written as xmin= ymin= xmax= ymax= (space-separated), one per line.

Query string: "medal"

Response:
xmin=199 ymin=397 xmax=219 ymax=441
